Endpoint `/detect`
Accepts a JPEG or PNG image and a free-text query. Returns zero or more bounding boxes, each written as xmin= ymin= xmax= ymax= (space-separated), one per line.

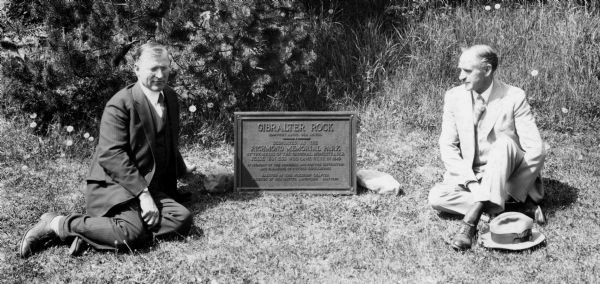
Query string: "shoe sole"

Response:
xmin=19 ymin=227 xmax=35 ymax=258
xmin=535 ymin=206 xmax=547 ymax=225
xmin=69 ymin=237 xmax=87 ymax=256
xmin=450 ymin=243 xmax=471 ymax=251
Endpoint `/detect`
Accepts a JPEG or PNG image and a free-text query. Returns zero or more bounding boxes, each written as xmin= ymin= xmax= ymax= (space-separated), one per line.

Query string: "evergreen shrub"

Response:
xmin=0 ymin=0 xmax=318 ymax=139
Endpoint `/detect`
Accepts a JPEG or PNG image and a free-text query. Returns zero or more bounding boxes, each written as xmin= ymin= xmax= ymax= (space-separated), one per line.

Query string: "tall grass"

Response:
xmin=318 ymin=2 xmax=600 ymax=134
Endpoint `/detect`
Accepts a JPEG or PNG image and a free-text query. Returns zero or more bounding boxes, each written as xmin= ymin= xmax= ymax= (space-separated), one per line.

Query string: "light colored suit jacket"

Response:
xmin=85 ymin=82 xmax=187 ymax=216
xmin=439 ymin=79 xmax=545 ymax=203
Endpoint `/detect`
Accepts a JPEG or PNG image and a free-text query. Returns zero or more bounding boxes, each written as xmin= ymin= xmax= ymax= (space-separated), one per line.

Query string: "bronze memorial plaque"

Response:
xmin=234 ymin=112 xmax=357 ymax=194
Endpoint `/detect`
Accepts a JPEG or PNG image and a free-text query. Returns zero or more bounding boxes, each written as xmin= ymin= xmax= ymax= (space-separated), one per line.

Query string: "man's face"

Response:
xmin=458 ymin=52 xmax=491 ymax=94
xmin=134 ymin=50 xmax=171 ymax=92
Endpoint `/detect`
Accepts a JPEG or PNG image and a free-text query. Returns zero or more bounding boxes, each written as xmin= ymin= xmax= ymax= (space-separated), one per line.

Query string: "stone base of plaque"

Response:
xmin=203 ymin=166 xmax=234 ymax=193
xmin=357 ymin=169 xmax=401 ymax=195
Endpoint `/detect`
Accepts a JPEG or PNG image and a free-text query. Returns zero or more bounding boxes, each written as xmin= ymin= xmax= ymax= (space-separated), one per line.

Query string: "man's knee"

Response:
xmin=113 ymin=217 xmax=150 ymax=248
xmin=428 ymin=184 xmax=447 ymax=210
xmin=492 ymin=134 xmax=519 ymax=152
xmin=488 ymin=134 xmax=523 ymax=163
xmin=179 ymin=207 xmax=193 ymax=233
xmin=170 ymin=205 xmax=193 ymax=235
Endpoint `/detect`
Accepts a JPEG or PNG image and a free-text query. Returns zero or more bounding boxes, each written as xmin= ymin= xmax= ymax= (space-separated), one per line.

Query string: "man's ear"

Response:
xmin=484 ymin=63 xmax=493 ymax=77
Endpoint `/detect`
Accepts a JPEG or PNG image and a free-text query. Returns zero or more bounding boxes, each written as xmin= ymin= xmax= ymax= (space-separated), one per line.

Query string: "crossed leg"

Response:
xmin=58 ymin=190 xmax=192 ymax=251
xmin=428 ymin=135 xmax=526 ymax=216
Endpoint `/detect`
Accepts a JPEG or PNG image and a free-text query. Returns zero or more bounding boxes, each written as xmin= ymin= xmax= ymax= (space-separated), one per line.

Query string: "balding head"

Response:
xmin=133 ymin=42 xmax=169 ymax=64
xmin=457 ymin=45 xmax=497 ymax=94
xmin=460 ymin=45 xmax=499 ymax=72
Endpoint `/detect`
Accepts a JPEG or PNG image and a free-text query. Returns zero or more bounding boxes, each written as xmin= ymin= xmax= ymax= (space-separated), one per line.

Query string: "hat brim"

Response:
xmin=480 ymin=230 xmax=545 ymax=250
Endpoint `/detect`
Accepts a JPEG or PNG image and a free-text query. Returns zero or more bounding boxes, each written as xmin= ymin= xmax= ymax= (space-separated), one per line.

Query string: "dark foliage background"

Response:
xmin=1 ymin=0 xmax=599 ymax=143
xmin=1 ymin=0 xmax=320 ymax=140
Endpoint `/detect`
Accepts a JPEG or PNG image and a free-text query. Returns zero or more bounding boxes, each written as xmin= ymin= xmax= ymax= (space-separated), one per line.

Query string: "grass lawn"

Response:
xmin=1 ymin=116 xmax=599 ymax=283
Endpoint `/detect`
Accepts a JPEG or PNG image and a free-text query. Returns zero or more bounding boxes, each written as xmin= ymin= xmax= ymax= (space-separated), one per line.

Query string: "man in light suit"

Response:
xmin=20 ymin=42 xmax=196 ymax=257
xmin=428 ymin=45 xmax=546 ymax=250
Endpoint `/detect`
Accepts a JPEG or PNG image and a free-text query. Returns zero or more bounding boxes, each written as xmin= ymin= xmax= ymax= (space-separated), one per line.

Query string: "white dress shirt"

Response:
xmin=139 ymin=84 xmax=164 ymax=118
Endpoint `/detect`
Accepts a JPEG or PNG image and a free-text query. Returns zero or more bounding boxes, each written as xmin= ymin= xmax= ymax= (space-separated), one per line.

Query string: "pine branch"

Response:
xmin=111 ymin=40 xmax=138 ymax=67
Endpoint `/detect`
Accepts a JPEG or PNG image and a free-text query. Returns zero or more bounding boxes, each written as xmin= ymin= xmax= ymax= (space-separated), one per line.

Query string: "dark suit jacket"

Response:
xmin=85 ymin=82 xmax=187 ymax=216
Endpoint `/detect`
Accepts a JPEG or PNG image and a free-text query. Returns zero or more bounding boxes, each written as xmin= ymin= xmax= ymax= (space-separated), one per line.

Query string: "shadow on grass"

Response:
xmin=357 ymin=184 xmax=368 ymax=195
xmin=356 ymin=184 xmax=406 ymax=195
xmin=481 ymin=241 xmax=548 ymax=253
xmin=433 ymin=178 xmax=578 ymax=221
xmin=178 ymin=172 xmax=261 ymax=220
xmin=541 ymin=178 xmax=579 ymax=217
xmin=437 ymin=211 xmax=463 ymax=221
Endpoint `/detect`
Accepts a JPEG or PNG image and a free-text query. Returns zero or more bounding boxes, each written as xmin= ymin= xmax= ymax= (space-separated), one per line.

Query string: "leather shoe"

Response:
xmin=451 ymin=221 xmax=477 ymax=251
xmin=20 ymin=212 xmax=59 ymax=258
xmin=69 ymin=237 xmax=88 ymax=256
xmin=522 ymin=199 xmax=546 ymax=225
xmin=505 ymin=198 xmax=547 ymax=225
xmin=533 ymin=205 xmax=546 ymax=225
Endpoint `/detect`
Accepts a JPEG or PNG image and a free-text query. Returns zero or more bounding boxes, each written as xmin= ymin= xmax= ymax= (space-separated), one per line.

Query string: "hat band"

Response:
xmin=491 ymin=229 xmax=532 ymax=244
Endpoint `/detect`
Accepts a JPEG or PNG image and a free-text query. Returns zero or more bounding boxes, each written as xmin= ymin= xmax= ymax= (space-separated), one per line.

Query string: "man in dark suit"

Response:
xmin=20 ymin=42 xmax=196 ymax=257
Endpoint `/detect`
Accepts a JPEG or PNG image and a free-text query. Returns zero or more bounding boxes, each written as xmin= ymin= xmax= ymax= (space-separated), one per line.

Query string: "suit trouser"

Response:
xmin=428 ymin=135 xmax=526 ymax=215
xmin=56 ymin=190 xmax=192 ymax=251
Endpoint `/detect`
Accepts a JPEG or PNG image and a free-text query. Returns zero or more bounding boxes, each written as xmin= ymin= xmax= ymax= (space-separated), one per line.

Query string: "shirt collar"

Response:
xmin=473 ymin=80 xmax=493 ymax=103
xmin=139 ymin=83 xmax=162 ymax=105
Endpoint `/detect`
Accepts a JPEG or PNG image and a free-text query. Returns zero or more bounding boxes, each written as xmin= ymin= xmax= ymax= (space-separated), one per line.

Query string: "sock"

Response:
xmin=49 ymin=216 xmax=64 ymax=236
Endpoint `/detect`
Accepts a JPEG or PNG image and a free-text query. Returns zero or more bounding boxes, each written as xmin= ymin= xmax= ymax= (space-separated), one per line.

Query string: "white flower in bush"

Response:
xmin=88 ymin=137 xmax=95 ymax=142
xmin=494 ymin=4 xmax=501 ymax=9
xmin=328 ymin=9 xmax=334 ymax=14
xmin=29 ymin=122 xmax=37 ymax=128
xmin=83 ymin=132 xmax=90 ymax=139
xmin=21 ymin=165 xmax=28 ymax=171
xmin=200 ymin=11 xmax=211 ymax=21
xmin=530 ymin=69 xmax=539 ymax=77
xmin=66 ymin=125 xmax=74 ymax=133
xmin=207 ymin=102 xmax=214 ymax=109
xmin=561 ymin=107 xmax=569 ymax=114
xmin=189 ymin=105 xmax=197 ymax=113
xmin=29 ymin=113 xmax=37 ymax=119
xmin=66 ymin=139 xmax=73 ymax=146
xmin=485 ymin=5 xmax=491 ymax=11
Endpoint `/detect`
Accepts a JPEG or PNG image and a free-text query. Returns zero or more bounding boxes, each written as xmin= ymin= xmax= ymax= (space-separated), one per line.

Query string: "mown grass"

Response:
xmin=2 ymin=2 xmax=600 ymax=283
xmin=2 ymin=115 xmax=599 ymax=283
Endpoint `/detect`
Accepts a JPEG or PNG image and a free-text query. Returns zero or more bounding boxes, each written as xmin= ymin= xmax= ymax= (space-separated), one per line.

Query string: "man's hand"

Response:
xmin=138 ymin=189 xmax=159 ymax=228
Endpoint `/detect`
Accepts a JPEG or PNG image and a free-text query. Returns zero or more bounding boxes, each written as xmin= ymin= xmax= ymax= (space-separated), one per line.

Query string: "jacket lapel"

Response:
xmin=132 ymin=82 xmax=156 ymax=149
xmin=478 ymin=79 xmax=504 ymax=137
xmin=458 ymin=88 xmax=475 ymax=164
xmin=163 ymin=87 xmax=178 ymax=143
xmin=164 ymin=88 xmax=178 ymax=134
xmin=163 ymin=87 xmax=181 ymax=178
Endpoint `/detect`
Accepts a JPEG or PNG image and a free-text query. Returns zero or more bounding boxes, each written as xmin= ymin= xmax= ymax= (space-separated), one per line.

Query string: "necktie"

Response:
xmin=157 ymin=93 xmax=165 ymax=118
xmin=473 ymin=93 xmax=486 ymax=126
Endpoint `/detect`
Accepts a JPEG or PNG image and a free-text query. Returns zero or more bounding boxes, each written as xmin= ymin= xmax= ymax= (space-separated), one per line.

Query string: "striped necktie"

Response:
xmin=473 ymin=93 xmax=486 ymax=126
